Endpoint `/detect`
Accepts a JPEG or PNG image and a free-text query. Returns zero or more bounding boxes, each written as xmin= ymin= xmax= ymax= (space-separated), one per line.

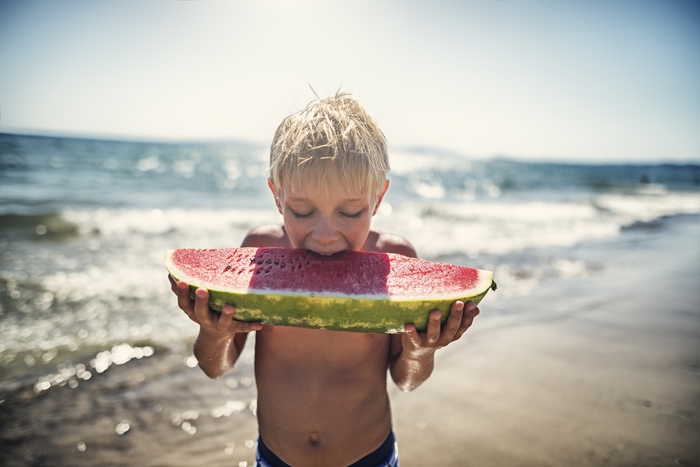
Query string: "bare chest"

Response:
xmin=255 ymin=325 xmax=391 ymax=371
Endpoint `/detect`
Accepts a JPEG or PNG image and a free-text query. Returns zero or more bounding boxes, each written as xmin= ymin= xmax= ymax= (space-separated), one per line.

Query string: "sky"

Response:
xmin=1 ymin=0 xmax=699 ymax=163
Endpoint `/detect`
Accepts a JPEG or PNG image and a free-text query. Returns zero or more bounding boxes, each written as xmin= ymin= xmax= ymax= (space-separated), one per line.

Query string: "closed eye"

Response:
xmin=341 ymin=210 xmax=364 ymax=219
xmin=291 ymin=209 xmax=313 ymax=219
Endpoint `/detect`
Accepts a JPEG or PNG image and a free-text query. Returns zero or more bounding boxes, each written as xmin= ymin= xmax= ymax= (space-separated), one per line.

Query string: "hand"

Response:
xmin=168 ymin=275 xmax=262 ymax=336
xmin=403 ymin=300 xmax=480 ymax=358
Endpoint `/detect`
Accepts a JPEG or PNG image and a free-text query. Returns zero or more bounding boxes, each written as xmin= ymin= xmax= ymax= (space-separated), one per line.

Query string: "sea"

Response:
xmin=1 ymin=132 xmax=698 ymax=465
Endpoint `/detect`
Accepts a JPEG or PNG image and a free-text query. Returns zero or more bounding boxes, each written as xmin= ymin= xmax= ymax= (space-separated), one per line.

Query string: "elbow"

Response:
xmin=394 ymin=379 xmax=423 ymax=393
xmin=396 ymin=383 xmax=414 ymax=393
xmin=199 ymin=364 xmax=230 ymax=379
xmin=194 ymin=357 xmax=231 ymax=379
xmin=390 ymin=372 xmax=425 ymax=392
xmin=193 ymin=344 xmax=235 ymax=379
xmin=390 ymin=358 xmax=433 ymax=392
xmin=199 ymin=366 xmax=224 ymax=379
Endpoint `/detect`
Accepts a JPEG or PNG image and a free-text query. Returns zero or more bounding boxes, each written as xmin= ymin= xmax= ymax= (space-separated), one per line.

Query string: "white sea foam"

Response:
xmin=64 ymin=207 xmax=279 ymax=242
xmin=19 ymin=190 xmax=700 ymax=320
xmin=374 ymin=191 xmax=700 ymax=259
xmin=595 ymin=191 xmax=699 ymax=222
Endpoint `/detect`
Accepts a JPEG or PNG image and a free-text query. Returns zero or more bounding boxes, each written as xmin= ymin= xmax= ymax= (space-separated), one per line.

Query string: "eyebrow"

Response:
xmin=287 ymin=197 xmax=365 ymax=203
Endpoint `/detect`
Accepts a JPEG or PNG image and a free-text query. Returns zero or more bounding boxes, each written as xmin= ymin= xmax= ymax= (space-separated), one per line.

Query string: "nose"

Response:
xmin=311 ymin=217 xmax=338 ymax=246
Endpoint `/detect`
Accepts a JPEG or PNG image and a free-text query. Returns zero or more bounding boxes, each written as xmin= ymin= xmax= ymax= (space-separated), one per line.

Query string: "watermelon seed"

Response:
xmin=258 ymin=259 xmax=263 ymax=265
xmin=250 ymin=258 xmax=255 ymax=263
xmin=225 ymin=265 xmax=231 ymax=271
xmin=266 ymin=260 xmax=272 ymax=265
xmin=274 ymin=261 xmax=279 ymax=265
xmin=280 ymin=264 xmax=285 ymax=269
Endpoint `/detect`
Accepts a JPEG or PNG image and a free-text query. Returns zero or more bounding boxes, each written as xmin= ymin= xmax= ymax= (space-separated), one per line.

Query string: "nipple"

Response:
xmin=308 ymin=432 xmax=321 ymax=445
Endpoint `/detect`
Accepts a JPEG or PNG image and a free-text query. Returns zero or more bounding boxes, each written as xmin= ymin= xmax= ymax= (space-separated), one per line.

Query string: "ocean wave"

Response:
xmin=594 ymin=192 xmax=699 ymax=222
xmin=35 ymin=185 xmax=698 ymax=261
xmin=0 ymin=212 xmax=80 ymax=240
xmin=61 ymin=207 xmax=280 ymax=240
xmin=373 ymin=190 xmax=700 ymax=259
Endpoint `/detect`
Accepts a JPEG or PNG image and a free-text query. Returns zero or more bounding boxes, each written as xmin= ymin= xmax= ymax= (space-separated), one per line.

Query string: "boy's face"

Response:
xmin=269 ymin=177 xmax=389 ymax=255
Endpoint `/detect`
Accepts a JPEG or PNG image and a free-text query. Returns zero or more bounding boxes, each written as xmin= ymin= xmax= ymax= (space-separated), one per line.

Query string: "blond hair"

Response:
xmin=269 ymin=92 xmax=389 ymax=197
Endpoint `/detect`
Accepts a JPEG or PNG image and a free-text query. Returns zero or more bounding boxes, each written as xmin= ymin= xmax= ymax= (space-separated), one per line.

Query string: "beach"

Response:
xmin=1 ymin=215 xmax=697 ymax=466
xmin=392 ymin=214 xmax=700 ymax=466
xmin=1 ymin=134 xmax=698 ymax=466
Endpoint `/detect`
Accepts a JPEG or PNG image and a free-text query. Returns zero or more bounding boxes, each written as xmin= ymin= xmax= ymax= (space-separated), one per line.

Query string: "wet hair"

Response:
xmin=269 ymin=92 xmax=389 ymax=198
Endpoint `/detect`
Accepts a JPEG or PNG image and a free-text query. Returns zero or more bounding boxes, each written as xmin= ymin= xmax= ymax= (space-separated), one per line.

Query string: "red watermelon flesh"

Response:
xmin=165 ymin=247 xmax=496 ymax=333
xmin=169 ymin=248 xmax=487 ymax=297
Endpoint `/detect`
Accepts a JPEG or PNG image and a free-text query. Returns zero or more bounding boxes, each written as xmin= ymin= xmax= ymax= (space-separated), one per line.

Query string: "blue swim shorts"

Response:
xmin=255 ymin=431 xmax=399 ymax=467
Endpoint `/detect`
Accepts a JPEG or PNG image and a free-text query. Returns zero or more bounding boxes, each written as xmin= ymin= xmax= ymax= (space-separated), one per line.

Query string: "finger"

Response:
xmin=463 ymin=301 xmax=479 ymax=323
xmin=454 ymin=302 xmax=479 ymax=340
xmin=168 ymin=275 xmax=177 ymax=293
xmin=442 ymin=301 xmax=465 ymax=341
xmin=176 ymin=281 xmax=194 ymax=314
xmin=234 ymin=320 xmax=263 ymax=333
xmin=425 ymin=310 xmax=442 ymax=345
xmin=192 ymin=287 xmax=211 ymax=321
xmin=216 ymin=304 xmax=235 ymax=330
xmin=403 ymin=324 xmax=422 ymax=348
xmin=220 ymin=305 xmax=263 ymax=333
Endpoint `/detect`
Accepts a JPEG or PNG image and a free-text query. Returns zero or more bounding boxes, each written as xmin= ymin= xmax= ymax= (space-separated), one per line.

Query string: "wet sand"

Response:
xmin=1 ymin=216 xmax=698 ymax=466
xmin=391 ymin=215 xmax=700 ymax=466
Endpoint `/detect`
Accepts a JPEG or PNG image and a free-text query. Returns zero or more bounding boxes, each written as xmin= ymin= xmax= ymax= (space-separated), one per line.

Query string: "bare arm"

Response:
xmin=170 ymin=277 xmax=261 ymax=378
xmin=180 ymin=225 xmax=291 ymax=378
xmin=389 ymin=332 xmax=435 ymax=392
xmin=167 ymin=225 xmax=289 ymax=378
xmin=377 ymin=233 xmax=480 ymax=391
xmin=194 ymin=327 xmax=249 ymax=378
xmin=389 ymin=301 xmax=479 ymax=391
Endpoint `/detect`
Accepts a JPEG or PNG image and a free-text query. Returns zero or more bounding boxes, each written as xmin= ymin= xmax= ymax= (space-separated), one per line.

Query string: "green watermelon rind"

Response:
xmin=166 ymin=250 xmax=495 ymax=334
xmin=208 ymin=287 xmax=492 ymax=333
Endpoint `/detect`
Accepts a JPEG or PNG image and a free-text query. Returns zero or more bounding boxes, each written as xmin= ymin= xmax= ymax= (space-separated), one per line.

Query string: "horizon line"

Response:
xmin=2 ymin=128 xmax=698 ymax=167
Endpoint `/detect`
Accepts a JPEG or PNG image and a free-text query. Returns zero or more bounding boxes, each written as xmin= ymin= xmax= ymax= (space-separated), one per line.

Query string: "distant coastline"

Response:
xmin=3 ymin=130 xmax=698 ymax=167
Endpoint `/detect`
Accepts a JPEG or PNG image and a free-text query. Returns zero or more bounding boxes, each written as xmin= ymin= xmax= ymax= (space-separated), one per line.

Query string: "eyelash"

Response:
xmin=291 ymin=210 xmax=313 ymax=219
xmin=290 ymin=210 xmax=364 ymax=219
xmin=341 ymin=211 xmax=364 ymax=219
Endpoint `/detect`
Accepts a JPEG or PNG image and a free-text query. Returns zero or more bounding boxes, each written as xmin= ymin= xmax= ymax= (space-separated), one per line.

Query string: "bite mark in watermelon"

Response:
xmin=165 ymin=247 xmax=496 ymax=333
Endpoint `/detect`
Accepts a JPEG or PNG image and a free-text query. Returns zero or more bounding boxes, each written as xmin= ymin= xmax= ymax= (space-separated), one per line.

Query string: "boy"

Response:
xmin=169 ymin=93 xmax=480 ymax=466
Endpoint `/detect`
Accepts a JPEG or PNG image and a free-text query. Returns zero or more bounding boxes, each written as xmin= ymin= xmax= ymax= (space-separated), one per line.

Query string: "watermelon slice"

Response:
xmin=165 ymin=247 xmax=496 ymax=334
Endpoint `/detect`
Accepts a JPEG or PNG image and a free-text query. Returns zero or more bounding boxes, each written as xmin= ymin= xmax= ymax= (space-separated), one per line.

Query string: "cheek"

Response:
xmin=282 ymin=215 xmax=309 ymax=242
xmin=283 ymin=214 xmax=301 ymax=231
xmin=344 ymin=219 xmax=372 ymax=244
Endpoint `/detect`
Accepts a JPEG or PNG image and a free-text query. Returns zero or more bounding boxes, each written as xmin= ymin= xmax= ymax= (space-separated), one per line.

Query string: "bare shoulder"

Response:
xmin=241 ymin=224 xmax=291 ymax=248
xmin=364 ymin=231 xmax=417 ymax=258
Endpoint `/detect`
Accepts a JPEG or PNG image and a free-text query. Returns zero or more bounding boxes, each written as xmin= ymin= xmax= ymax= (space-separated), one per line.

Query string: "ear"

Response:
xmin=268 ymin=179 xmax=283 ymax=214
xmin=372 ymin=180 xmax=390 ymax=216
